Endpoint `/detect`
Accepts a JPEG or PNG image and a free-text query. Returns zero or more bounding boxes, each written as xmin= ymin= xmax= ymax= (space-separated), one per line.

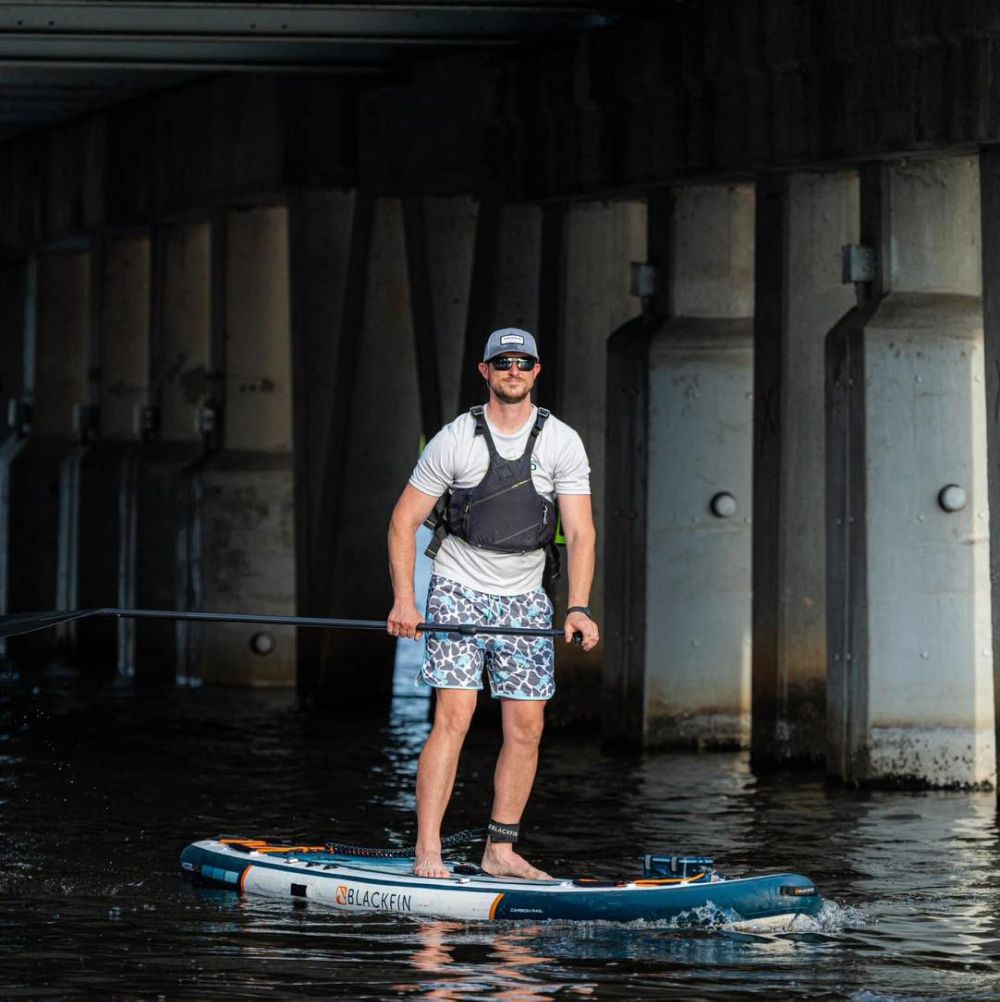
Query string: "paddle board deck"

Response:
xmin=179 ymin=837 xmax=822 ymax=928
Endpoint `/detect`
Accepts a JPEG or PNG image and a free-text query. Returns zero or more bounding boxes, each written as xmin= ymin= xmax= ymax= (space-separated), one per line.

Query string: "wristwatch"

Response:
xmin=566 ymin=605 xmax=592 ymax=618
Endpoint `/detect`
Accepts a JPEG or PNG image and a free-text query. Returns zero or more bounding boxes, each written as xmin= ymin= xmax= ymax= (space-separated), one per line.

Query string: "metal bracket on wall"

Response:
xmin=73 ymin=403 xmax=99 ymax=444
xmin=6 ymin=398 xmax=32 ymax=438
xmin=630 ymin=262 xmax=658 ymax=299
xmin=841 ymin=244 xmax=877 ymax=285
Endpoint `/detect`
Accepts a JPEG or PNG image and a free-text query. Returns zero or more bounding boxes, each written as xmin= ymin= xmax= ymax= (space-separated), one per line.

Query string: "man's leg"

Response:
xmin=414 ymin=688 xmax=478 ymax=878
xmin=480 ymin=697 xmax=550 ymax=880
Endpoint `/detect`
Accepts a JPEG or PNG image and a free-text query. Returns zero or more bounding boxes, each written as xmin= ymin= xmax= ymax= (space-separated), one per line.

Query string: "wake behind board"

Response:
xmin=179 ymin=837 xmax=821 ymax=929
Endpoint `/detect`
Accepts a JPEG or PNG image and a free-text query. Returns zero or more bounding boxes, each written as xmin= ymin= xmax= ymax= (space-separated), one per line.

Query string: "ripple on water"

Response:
xmin=1 ymin=664 xmax=1000 ymax=1000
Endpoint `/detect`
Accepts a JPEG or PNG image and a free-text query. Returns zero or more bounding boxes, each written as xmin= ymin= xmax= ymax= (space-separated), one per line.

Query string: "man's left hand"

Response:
xmin=564 ymin=610 xmax=599 ymax=651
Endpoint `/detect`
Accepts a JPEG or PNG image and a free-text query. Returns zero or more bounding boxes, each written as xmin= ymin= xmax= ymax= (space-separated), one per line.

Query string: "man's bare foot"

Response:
xmin=413 ymin=850 xmax=451 ymax=878
xmin=480 ymin=845 xmax=551 ymax=880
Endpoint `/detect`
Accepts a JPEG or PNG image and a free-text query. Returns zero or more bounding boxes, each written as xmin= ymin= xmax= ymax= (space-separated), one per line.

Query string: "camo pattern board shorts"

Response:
xmin=420 ymin=574 xmax=555 ymax=700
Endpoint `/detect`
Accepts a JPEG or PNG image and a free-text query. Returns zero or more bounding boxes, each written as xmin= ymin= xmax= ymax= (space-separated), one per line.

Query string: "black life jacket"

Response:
xmin=425 ymin=406 xmax=558 ymax=561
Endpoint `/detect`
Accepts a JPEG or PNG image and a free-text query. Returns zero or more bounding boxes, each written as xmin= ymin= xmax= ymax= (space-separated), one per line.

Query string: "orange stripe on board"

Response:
xmin=239 ymin=865 xmax=251 ymax=894
xmin=633 ymin=871 xmax=710 ymax=887
xmin=220 ymin=838 xmax=326 ymax=855
xmin=489 ymin=894 xmax=504 ymax=920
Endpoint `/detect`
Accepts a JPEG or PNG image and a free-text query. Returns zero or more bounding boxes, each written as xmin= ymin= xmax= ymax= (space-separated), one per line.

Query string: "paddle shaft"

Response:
xmin=0 ymin=607 xmax=576 ymax=641
xmin=107 ymin=608 xmax=568 ymax=639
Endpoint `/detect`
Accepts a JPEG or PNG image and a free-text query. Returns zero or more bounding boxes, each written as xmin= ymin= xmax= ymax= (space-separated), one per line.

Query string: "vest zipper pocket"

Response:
xmin=469 ymin=479 xmax=531 ymax=507
xmin=491 ymin=520 xmax=543 ymax=546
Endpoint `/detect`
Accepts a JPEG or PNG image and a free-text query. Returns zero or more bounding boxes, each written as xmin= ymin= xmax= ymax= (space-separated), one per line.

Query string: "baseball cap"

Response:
xmin=483 ymin=328 xmax=539 ymax=362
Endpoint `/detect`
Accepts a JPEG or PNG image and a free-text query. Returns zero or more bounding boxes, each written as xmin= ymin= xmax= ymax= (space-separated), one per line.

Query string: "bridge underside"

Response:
xmin=1 ymin=2 xmax=999 ymax=789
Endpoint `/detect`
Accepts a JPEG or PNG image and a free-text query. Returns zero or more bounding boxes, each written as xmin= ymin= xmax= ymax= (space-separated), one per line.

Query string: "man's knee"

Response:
xmin=503 ymin=707 xmax=545 ymax=747
xmin=432 ymin=695 xmax=476 ymax=739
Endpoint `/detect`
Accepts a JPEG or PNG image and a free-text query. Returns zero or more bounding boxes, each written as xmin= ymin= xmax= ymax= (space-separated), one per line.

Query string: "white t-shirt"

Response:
xmin=409 ymin=406 xmax=591 ymax=595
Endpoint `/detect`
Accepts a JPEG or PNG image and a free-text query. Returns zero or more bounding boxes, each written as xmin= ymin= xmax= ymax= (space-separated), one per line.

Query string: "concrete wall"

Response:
xmin=131 ymin=221 xmax=213 ymax=684
xmin=493 ymin=203 xmax=542 ymax=340
xmin=8 ymin=251 xmax=91 ymax=661
xmin=0 ymin=258 xmax=28 ymax=658
xmin=551 ymin=199 xmax=645 ymax=726
xmin=319 ymin=197 xmax=421 ymax=701
xmin=827 ymin=156 xmax=995 ymax=787
xmin=194 ymin=205 xmax=296 ymax=686
xmin=643 ymin=185 xmax=755 ymax=749
xmin=74 ymin=234 xmax=151 ymax=670
xmin=752 ymin=171 xmax=860 ymax=763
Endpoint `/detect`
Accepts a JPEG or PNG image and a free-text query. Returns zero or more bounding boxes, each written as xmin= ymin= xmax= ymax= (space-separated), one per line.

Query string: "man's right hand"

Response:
xmin=387 ymin=600 xmax=424 ymax=640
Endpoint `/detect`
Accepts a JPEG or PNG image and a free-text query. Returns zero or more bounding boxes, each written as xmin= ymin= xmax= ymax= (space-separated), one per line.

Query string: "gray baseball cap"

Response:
xmin=483 ymin=327 xmax=539 ymax=362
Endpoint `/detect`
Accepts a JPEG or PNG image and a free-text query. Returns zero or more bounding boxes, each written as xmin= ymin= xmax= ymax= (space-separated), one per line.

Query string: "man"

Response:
xmin=387 ymin=327 xmax=599 ymax=880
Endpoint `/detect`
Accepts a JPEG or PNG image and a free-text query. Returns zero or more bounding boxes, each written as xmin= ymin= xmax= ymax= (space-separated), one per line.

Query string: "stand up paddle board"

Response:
xmin=180 ymin=837 xmax=821 ymax=928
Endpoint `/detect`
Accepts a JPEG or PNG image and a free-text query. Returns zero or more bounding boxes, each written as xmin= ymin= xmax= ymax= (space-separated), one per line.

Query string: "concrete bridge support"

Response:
xmin=0 ymin=258 xmax=29 ymax=660
xmin=290 ymin=190 xmax=363 ymax=701
xmin=8 ymin=251 xmax=91 ymax=662
xmin=315 ymin=197 xmax=421 ymax=703
xmin=551 ymin=199 xmax=645 ymax=726
xmin=493 ymin=203 xmax=542 ymax=344
xmin=134 ymin=220 xmax=212 ymax=685
xmin=293 ymin=193 xmax=488 ymax=706
xmin=751 ymin=172 xmax=859 ymax=764
xmin=605 ymin=185 xmax=755 ymax=748
xmin=192 ymin=205 xmax=296 ymax=686
xmin=827 ymin=156 xmax=995 ymax=788
xmin=980 ymin=148 xmax=1000 ymax=787
xmin=74 ymin=234 xmax=150 ymax=671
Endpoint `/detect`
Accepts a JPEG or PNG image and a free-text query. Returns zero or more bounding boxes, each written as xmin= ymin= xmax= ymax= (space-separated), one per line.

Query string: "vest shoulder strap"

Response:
xmin=470 ymin=405 xmax=500 ymax=459
xmin=531 ymin=407 xmax=551 ymax=437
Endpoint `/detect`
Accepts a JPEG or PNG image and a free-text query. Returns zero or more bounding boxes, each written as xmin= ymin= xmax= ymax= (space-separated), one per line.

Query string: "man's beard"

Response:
xmin=491 ymin=381 xmax=532 ymax=404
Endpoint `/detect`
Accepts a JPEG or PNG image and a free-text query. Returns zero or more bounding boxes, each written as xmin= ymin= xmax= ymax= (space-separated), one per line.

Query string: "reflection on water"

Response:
xmin=2 ymin=660 xmax=1000 ymax=1000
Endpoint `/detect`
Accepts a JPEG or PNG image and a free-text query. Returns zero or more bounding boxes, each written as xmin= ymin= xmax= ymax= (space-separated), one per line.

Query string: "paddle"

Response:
xmin=0 ymin=607 xmax=579 ymax=642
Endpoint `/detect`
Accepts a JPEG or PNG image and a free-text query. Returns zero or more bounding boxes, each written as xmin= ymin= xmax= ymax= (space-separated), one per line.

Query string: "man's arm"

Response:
xmin=387 ymin=484 xmax=440 ymax=640
xmin=557 ymin=493 xmax=599 ymax=651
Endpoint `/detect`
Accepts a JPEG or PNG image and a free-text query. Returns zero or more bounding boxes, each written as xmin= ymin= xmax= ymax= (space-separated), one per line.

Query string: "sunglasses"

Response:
xmin=489 ymin=356 xmax=537 ymax=371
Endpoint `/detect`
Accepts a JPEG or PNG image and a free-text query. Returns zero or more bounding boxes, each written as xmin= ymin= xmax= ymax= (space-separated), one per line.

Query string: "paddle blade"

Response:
xmin=0 ymin=609 xmax=101 ymax=638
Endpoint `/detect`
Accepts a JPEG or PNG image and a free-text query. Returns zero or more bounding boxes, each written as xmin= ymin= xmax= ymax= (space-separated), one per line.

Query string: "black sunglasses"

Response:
xmin=489 ymin=356 xmax=537 ymax=371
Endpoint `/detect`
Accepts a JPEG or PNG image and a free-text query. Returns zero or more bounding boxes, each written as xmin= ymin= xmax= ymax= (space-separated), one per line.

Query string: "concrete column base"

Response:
xmin=0 ymin=435 xmax=27 ymax=660
xmin=132 ymin=443 xmax=205 ymax=684
xmin=189 ymin=452 xmax=296 ymax=686
xmin=7 ymin=440 xmax=79 ymax=662
xmin=645 ymin=321 xmax=754 ymax=750
xmin=74 ymin=442 xmax=140 ymax=670
xmin=828 ymin=295 xmax=995 ymax=788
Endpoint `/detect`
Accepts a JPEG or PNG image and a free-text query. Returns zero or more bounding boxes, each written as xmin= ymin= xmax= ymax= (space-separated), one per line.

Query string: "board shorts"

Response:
xmin=420 ymin=574 xmax=555 ymax=701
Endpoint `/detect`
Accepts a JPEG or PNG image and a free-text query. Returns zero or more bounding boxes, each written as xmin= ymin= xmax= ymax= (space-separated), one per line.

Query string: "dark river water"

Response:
xmin=3 ymin=650 xmax=1000 ymax=1001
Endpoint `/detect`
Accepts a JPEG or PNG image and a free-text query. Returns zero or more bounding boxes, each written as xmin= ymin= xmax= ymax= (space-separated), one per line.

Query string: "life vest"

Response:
xmin=425 ymin=406 xmax=559 ymax=565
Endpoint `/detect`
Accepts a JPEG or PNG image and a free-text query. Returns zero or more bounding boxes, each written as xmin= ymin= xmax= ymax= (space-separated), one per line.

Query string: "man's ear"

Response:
xmin=478 ymin=362 xmax=490 ymax=381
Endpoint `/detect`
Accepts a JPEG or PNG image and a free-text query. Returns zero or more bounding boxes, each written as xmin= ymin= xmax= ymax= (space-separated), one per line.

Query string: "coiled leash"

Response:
xmin=324 ymin=826 xmax=487 ymax=858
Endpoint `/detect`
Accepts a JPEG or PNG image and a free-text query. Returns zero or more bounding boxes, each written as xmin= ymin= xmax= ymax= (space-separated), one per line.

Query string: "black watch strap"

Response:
xmin=567 ymin=605 xmax=592 ymax=618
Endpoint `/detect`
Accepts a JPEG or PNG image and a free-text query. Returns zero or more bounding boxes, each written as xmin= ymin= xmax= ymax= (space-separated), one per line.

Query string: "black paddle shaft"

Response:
xmin=0 ymin=607 xmax=583 ymax=643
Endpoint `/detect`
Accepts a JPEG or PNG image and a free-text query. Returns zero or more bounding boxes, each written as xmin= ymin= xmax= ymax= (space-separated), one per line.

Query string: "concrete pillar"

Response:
xmin=542 ymin=200 xmax=645 ymax=727
xmin=752 ymin=172 xmax=859 ymax=763
xmin=8 ymin=250 xmax=90 ymax=662
xmin=492 ymin=203 xmax=543 ymax=342
xmin=981 ymin=148 xmax=1000 ymax=789
xmin=318 ymin=198 xmax=421 ymax=704
xmin=603 ymin=192 xmax=671 ymax=742
xmin=289 ymin=190 xmax=359 ymax=696
xmin=827 ymin=156 xmax=995 ymax=787
xmin=75 ymin=234 xmax=150 ymax=671
xmin=617 ymin=184 xmax=753 ymax=749
xmin=0 ymin=259 xmax=29 ymax=660
xmin=193 ymin=204 xmax=296 ymax=686
xmin=135 ymin=220 xmax=212 ymax=684
xmin=424 ymin=196 xmax=478 ymax=422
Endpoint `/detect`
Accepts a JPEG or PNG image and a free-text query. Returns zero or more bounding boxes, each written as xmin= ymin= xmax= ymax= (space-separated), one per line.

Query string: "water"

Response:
xmin=2 ymin=660 xmax=1000 ymax=1000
